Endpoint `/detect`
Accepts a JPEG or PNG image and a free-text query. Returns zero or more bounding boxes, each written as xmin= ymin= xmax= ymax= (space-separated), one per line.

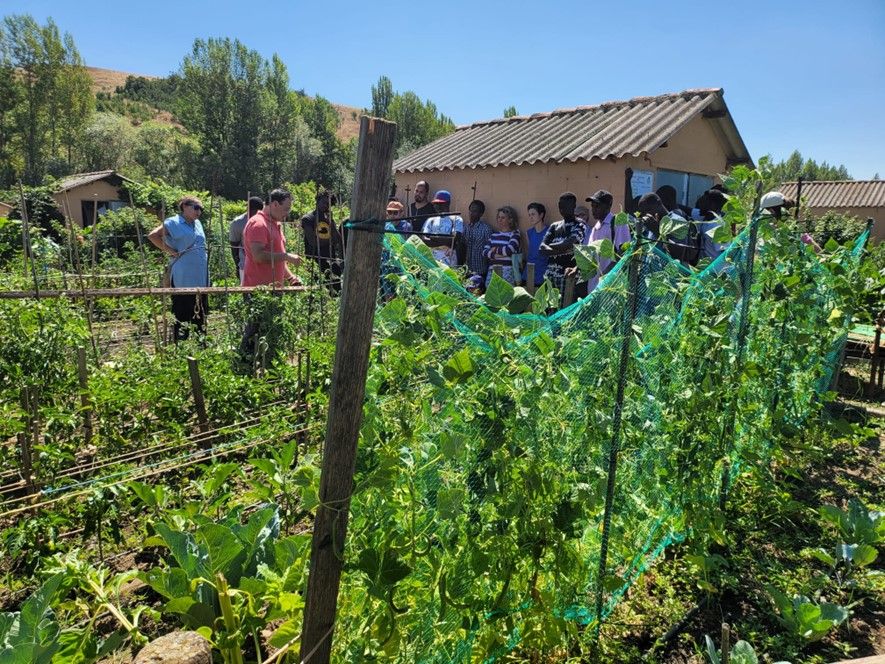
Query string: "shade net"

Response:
xmin=328 ymin=217 xmax=870 ymax=662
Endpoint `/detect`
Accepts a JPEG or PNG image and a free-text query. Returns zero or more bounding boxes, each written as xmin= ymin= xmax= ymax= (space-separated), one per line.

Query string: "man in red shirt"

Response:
xmin=242 ymin=189 xmax=302 ymax=287
xmin=240 ymin=189 xmax=302 ymax=365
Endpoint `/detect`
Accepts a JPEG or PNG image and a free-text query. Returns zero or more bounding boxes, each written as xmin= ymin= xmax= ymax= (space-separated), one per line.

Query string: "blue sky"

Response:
xmin=9 ymin=0 xmax=885 ymax=178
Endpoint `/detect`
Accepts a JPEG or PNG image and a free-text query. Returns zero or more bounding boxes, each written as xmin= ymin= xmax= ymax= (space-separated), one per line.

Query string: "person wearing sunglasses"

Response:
xmin=148 ymin=196 xmax=209 ymax=342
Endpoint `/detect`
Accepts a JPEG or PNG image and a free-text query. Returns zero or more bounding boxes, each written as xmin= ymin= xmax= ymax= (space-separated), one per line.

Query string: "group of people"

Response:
xmin=383 ymin=171 xmax=807 ymax=304
xmin=148 ymin=187 xmax=340 ymax=344
xmin=146 ymin=171 xmax=807 ymax=342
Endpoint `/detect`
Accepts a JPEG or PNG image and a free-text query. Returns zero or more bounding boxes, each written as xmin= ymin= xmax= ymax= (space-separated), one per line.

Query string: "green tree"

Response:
xmin=760 ymin=150 xmax=852 ymax=189
xmin=260 ymin=55 xmax=299 ymax=189
xmin=371 ymin=75 xmax=393 ymax=117
xmin=0 ymin=14 xmax=93 ymax=183
xmin=368 ymin=76 xmax=454 ymax=156
xmin=177 ymin=37 xmax=268 ymax=198
xmin=503 ymin=105 xmax=518 ymax=118
xmin=79 ymin=112 xmax=134 ymax=172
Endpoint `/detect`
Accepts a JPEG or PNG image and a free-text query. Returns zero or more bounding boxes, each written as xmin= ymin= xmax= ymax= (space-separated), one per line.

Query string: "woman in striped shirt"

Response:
xmin=483 ymin=206 xmax=522 ymax=286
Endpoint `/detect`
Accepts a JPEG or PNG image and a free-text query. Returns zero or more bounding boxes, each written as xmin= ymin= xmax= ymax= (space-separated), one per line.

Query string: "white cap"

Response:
xmin=760 ymin=191 xmax=786 ymax=209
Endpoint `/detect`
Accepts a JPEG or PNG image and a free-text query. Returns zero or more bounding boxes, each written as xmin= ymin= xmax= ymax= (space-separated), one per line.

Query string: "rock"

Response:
xmin=133 ymin=631 xmax=213 ymax=664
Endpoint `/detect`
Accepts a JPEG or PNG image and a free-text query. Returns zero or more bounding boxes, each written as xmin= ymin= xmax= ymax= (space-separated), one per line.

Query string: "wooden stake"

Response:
xmin=17 ymin=433 xmax=34 ymax=496
xmin=526 ymin=263 xmax=536 ymax=295
xmin=300 ymin=116 xmax=396 ymax=664
xmin=187 ymin=356 xmax=210 ymax=440
xmin=721 ymin=623 xmax=731 ymax=664
xmin=563 ymin=275 xmax=576 ymax=307
xmin=77 ymin=347 xmax=93 ymax=446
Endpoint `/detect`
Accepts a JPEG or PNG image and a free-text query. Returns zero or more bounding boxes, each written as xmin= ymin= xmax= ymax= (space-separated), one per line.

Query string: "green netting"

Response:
xmin=328 ymin=217 xmax=870 ymax=662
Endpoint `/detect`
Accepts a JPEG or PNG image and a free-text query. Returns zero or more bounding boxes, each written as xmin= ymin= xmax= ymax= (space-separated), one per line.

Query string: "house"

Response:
xmin=393 ymin=88 xmax=751 ymax=231
xmin=53 ymin=170 xmax=134 ymax=228
xmin=779 ymin=180 xmax=884 ymax=241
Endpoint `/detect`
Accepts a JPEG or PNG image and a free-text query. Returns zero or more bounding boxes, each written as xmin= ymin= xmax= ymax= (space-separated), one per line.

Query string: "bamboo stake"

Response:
xmin=187 ymin=356 xmax=210 ymax=440
xmin=77 ymin=347 xmax=93 ymax=446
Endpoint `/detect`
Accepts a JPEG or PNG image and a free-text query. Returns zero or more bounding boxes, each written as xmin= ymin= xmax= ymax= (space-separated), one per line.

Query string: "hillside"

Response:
xmin=85 ymin=66 xmax=362 ymax=142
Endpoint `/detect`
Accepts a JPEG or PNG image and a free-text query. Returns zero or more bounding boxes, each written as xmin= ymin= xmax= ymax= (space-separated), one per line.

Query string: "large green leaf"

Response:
xmin=443 ymin=349 xmax=476 ymax=383
xmin=484 ymin=273 xmax=514 ymax=309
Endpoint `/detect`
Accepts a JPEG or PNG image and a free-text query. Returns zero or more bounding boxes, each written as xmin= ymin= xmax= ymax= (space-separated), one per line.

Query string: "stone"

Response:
xmin=133 ymin=631 xmax=213 ymax=664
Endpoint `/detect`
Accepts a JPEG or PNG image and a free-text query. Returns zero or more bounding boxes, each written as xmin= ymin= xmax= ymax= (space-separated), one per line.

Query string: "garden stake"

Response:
xmin=18 ymin=181 xmax=42 ymax=304
xmin=718 ymin=187 xmax=762 ymax=511
xmin=129 ymin=189 xmax=163 ymax=352
xmin=300 ymin=115 xmax=396 ymax=664
xmin=563 ymin=274 xmax=576 ymax=308
xmin=17 ymin=433 xmax=34 ymax=496
xmin=526 ymin=263 xmax=536 ymax=295
xmin=721 ymin=622 xmax=731 ymax=664
xmin=77 ymin=347 xmax=93 ymax=446
xmin=594 ymin=235 xmax=643 ymax=644
xmin=186 ymin=356 xmax=210 ymax=439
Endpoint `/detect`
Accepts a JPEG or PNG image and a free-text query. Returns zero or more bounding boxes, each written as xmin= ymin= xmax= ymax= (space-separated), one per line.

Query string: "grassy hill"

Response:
xmin=85 ymin=66 xmax=362 ymax=142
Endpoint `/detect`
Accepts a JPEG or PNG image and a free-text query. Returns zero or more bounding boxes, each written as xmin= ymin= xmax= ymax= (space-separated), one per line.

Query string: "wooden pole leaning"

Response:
xmin=299 ymin=116 xmax=397 ymax=664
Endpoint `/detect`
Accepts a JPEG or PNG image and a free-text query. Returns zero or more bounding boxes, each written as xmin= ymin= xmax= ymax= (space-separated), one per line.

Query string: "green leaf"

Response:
xmin=824 ymin=237 xmax=839 ymax=252
xmin=269 ymin=618 xmax=301 ymax=649
xmin=730 ymin=641 xmax=759 ymax=664
xmin=532 ymin=331 xmax=555 ymax=355
xmin=573 ymin=244 xmax=598 ymax=277
xmin=507 ymin=287 xmax=534 ymax=314
xmin=843 ymin=543 xmax=878 ymax=567
xmin=442 ymin=349 xmax=475 ymax=383
xmin=437 ymin=487 xmax=466 ymax=519
xmin=484 ymin=273 xmax=515 ymax=309
xmin=704 ymin=634 xmax=720 ymax=664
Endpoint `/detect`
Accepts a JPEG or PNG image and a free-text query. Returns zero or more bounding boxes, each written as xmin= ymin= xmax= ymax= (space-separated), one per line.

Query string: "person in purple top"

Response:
xmin=522 ymin=202 xmax=549 ymax=286
xmin=582 ymin=189 xmax=632 ymax=293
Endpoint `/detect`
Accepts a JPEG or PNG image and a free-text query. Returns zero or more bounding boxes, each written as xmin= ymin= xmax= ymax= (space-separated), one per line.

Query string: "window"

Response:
xmin=655 ymin=169 xmax=714 ymax=208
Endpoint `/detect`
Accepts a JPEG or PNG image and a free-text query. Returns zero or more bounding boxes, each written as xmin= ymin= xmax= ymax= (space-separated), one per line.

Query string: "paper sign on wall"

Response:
xmin=631 ymin=170 xmax=654 ymax=196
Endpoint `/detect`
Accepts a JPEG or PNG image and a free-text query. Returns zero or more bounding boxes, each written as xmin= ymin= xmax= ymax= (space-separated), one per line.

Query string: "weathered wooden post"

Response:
xmin=563 ymin=275 xmax=576 ymax=307
xmin=526 ymin=263 xmax=536 ymax=295
xmin=77 ymin=347 xmax=93 ymax=446
xmin=187 ymin=356 xmax=210 ymax=438
xmin=300 ymin=116 xmax=396 ymax=664
xmin=17 ymin=433 xmax=34 ymax=496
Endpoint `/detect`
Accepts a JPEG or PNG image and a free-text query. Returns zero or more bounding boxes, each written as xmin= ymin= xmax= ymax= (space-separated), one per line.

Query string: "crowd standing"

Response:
xmin=148 ymin=169 xmax=807 ymax=342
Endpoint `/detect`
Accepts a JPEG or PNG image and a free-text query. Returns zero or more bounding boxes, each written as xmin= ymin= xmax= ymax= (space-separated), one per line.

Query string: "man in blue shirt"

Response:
xmin=148 ymin=196 xmax=209 ymax=342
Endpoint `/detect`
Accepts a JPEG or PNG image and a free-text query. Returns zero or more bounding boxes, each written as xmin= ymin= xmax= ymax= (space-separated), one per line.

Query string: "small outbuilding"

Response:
xmin=393 ymin=88 xmax=752 ymax=231
xmin=53 ymin=170 xmax=134 ymax=228
xmin=779 ymin=180 xmax=884 ymax=241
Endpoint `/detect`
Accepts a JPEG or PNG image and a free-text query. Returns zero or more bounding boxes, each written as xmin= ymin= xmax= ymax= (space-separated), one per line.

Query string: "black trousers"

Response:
xmin=170 ymin=283 xmax=208 ymax=342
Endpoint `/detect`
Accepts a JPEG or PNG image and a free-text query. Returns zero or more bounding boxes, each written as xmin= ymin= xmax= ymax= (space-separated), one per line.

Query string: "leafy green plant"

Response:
xmin=704 ymin=635 xmax=791 ymax=664
xmin=767 ymin=587 xmax=848 ymax=641
xmin=0 ymin=573 xmax=64 ymax=663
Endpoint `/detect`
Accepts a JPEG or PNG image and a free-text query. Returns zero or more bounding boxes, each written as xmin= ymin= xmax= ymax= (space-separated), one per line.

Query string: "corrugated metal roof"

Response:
xmin=780 ymin=180 xmax=885 ymax=209
xmin=394 ymin=88 xmax=751 ymax=173
xmin=55 ymin=170 xmax=131 ymax=192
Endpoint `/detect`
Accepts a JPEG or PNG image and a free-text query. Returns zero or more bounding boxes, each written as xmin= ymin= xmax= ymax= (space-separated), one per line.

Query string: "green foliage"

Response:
xmin=370 ymin=74 xmax=455 ymax=155
xmin=758 ymin=150 xmax=852 ymax=191
xmin=0 ymin=573 xmax=65 ymax=663
xmin=115 ymin=74 xmax=183 ymax=115
xmin=705 ymin=635 xmax=791 ymax=664
xmin=767 ymin=587 xmax=848 ymax=641
xmin=503 ymin=105 xmax=518 ymax=118
xmin=0 ymin=14 xmax=93 ymax=184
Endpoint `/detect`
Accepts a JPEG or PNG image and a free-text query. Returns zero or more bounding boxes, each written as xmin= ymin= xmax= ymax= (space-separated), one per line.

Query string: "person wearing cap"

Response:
xmin=421 ymin=190 xmax=464 ymax=268
xmin=539 ymin=192 xmax=586 ymax=299
xmin=696 ymin=189 xmax=730 ymax=261
xmin=581 ymin=190 xmax=632 ymax=293
xmin=409 ymin=180 xmax=436 ymax=221
xmin=385 ymin=200 xmax=412 ymax=233
xmin=760 ymin=191 xmax=821 ymax=252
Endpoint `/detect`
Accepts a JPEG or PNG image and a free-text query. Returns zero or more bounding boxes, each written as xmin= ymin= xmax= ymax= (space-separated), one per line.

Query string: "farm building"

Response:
xmin=53 ymin=170 xmax=134 ymax=228
xmin=779 ymin=180 xmax=884 ymax=241
xmin=393 ymin=88 xmax=752 ymax=231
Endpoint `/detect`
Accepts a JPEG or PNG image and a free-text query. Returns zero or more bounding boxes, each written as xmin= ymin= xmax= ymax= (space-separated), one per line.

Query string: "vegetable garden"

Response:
xmin=0 ymin=164 xmax=882 ymax=663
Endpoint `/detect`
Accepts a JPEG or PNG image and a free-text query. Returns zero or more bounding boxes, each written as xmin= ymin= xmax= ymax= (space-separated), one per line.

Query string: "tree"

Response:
xmin=368 ymin=75 xmax=455 ymax=155
xmin=503 ymin=105 xmax=518 ymax=118
xmin=760 ymin=150 xmax=852 ymax=190
xmin=0 ymin=14 xmax=93 ymax=183
xmin=79 ymin=112 xmax=134 ymax=172
xmin=371 ymin=75 xmax=393 ymax=117
xmin=260 ymin=55 xmax=299 ymax=189
xmin=177 ymin=37 xmax=269 ymax=197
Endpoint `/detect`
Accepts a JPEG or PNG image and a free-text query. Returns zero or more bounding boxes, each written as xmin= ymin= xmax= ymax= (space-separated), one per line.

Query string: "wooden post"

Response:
xmin=526 ymin=263 xmax=536 ymax=295
xmin=17 ymin=433 xmax=34 ymax=496
xmin=187 ymin=356 xmax=210 ymax=439
xmin=721 ymin=623 xmax=731 ymax=664
xmin=563 ymin=275 xmax=576 ymax=307
xmin=300 ymin=116 xmax=396 ymax=664
xmin=77 ymin=347 xmax=93 ymax=446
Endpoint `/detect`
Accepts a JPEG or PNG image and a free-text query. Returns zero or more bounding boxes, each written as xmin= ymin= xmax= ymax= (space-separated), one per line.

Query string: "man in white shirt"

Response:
xmin=583 ymin=190 xmax=631 ymax=292
xmin=421 ymin=190 xmax=464 ymax=268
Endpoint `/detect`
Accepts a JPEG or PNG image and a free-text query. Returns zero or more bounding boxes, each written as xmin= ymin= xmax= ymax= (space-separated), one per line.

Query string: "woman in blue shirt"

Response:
xmin=148 ymin=196 xmax=209 ymax=342
xmin=522 ymin=202 xmax=549 ymax=286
